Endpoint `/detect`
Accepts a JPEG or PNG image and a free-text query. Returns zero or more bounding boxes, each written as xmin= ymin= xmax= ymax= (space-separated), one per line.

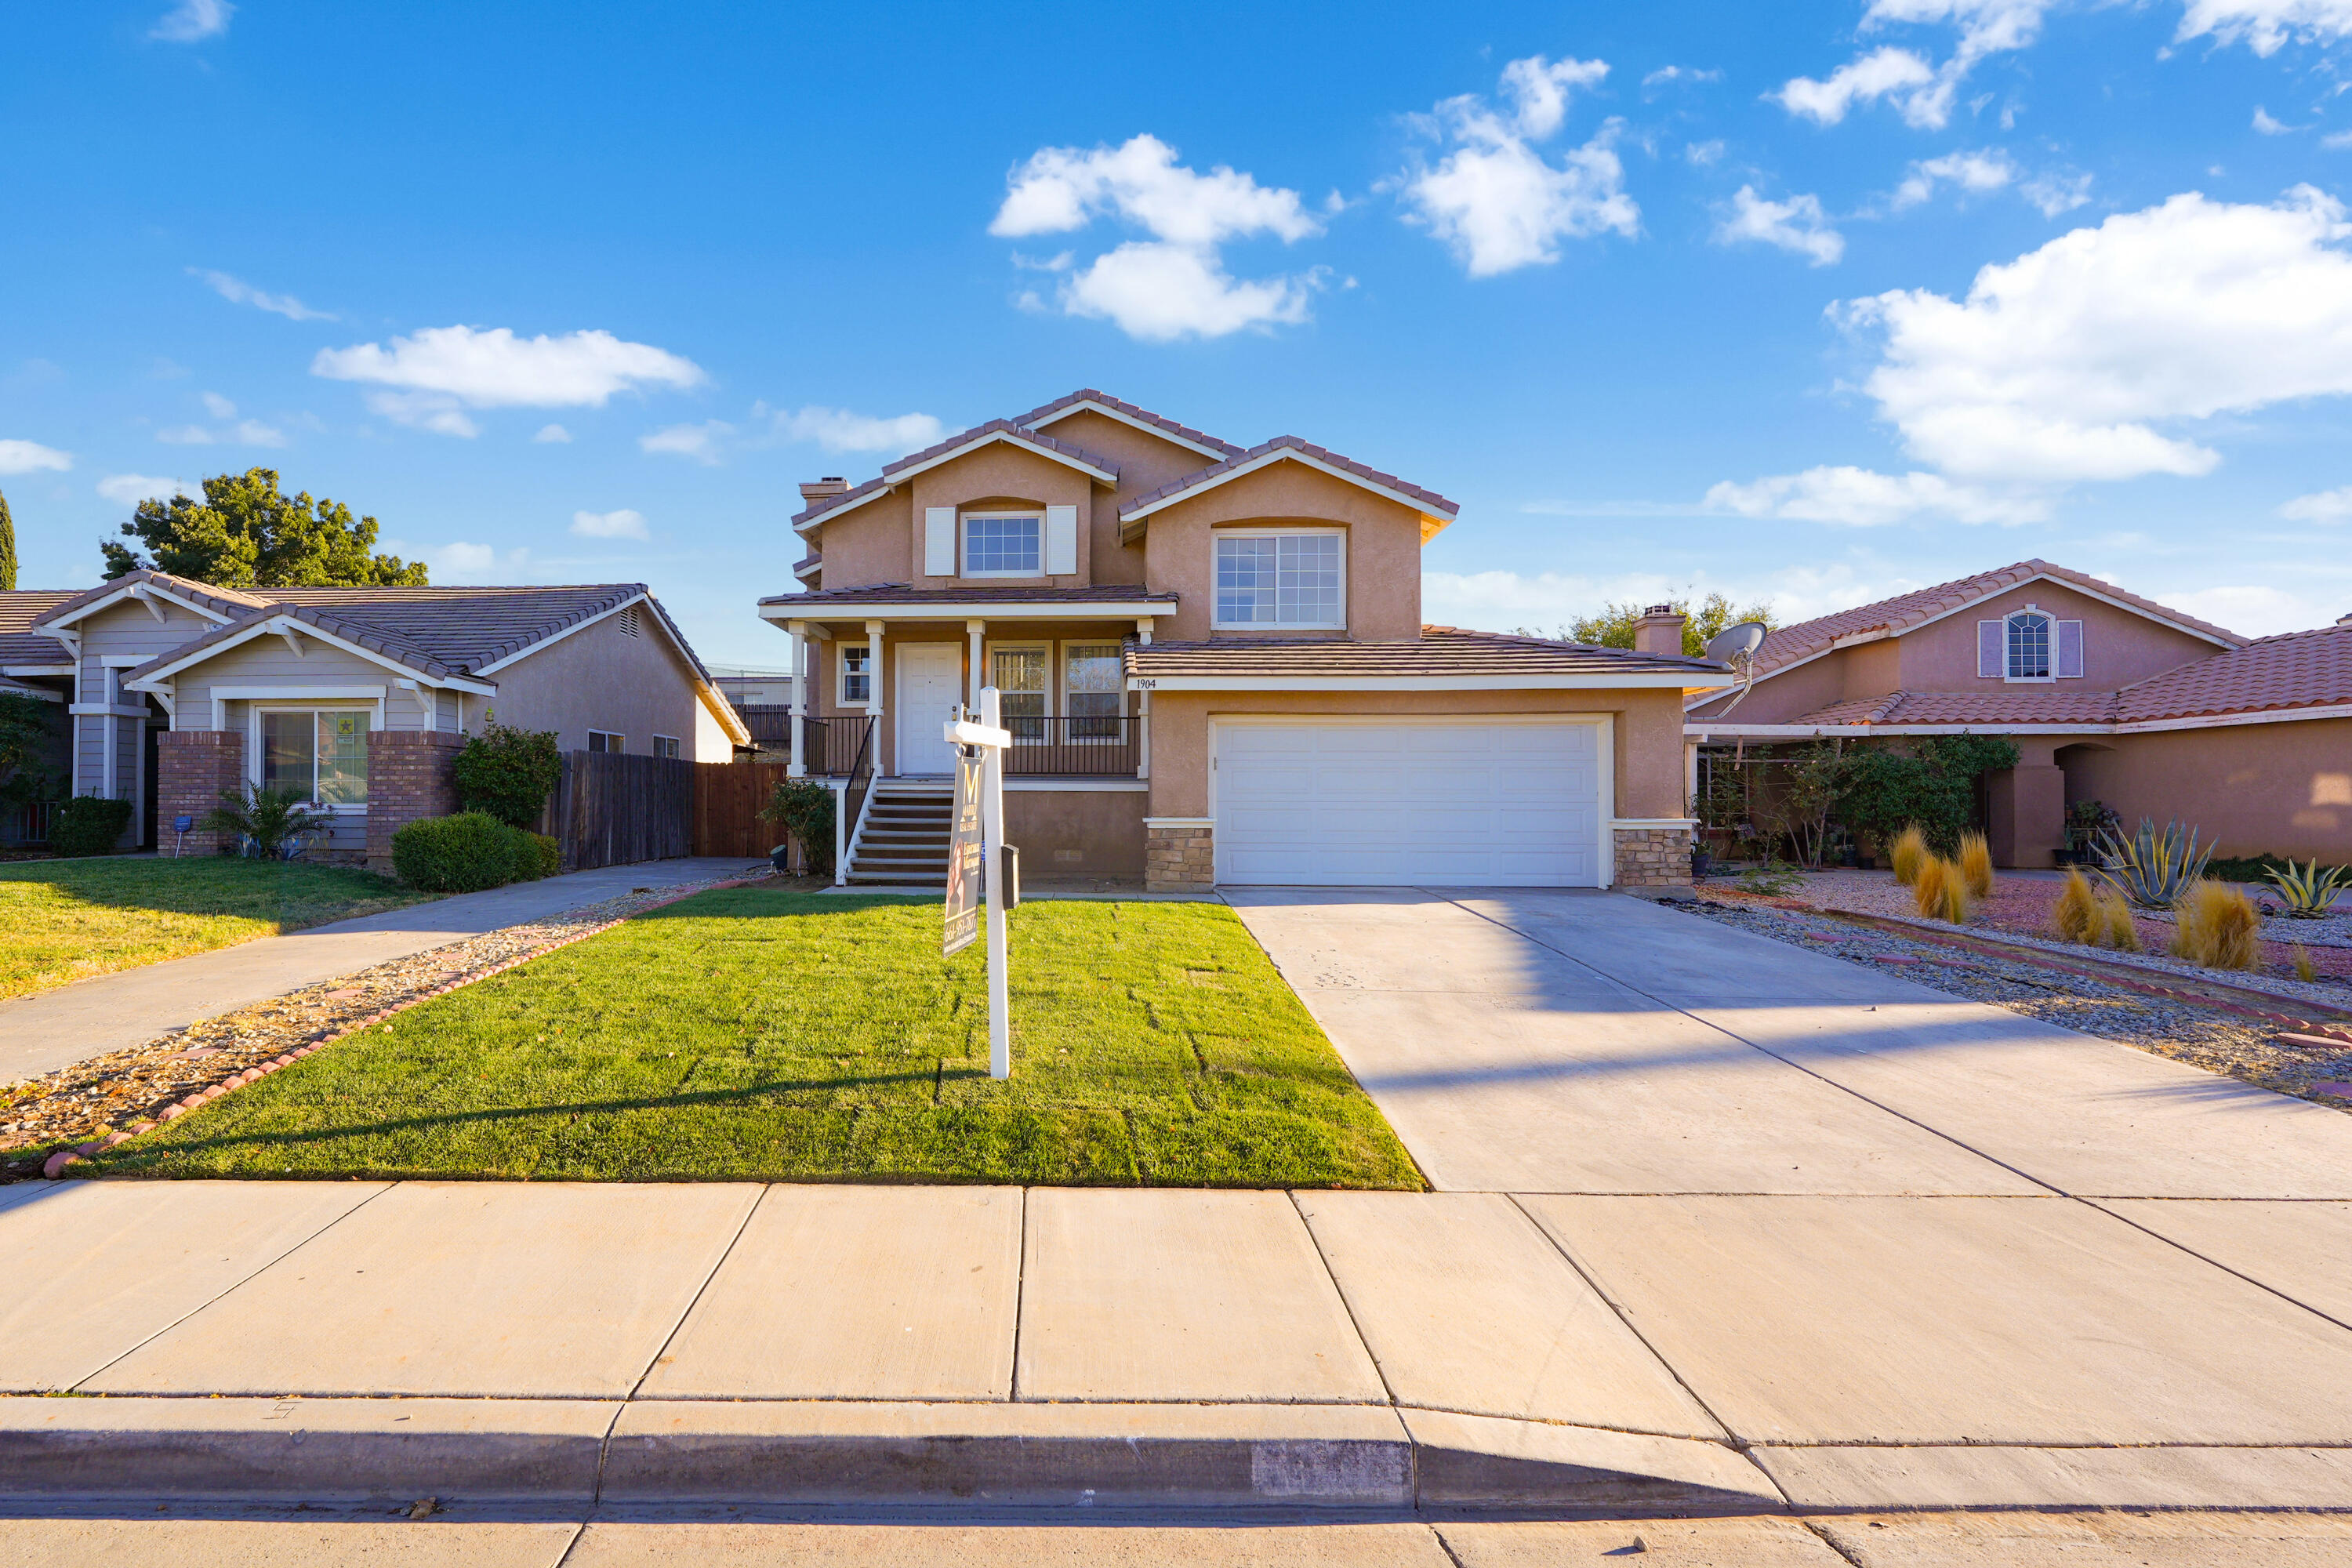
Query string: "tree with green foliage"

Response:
xmin=452 ymin=718 xmax=563 ymax=828
xmin=1834 ymin=734 xmax=2020 ymax=854
xmin=0 ymin=692 xmax=60 ymax=803
xmin=0 ymin=486 xmax=16 ymax=590
xmin=1524 ymin=591 xmax=1777 ymax=659
xmin=100 ymin=467 xmax=427 ymax=587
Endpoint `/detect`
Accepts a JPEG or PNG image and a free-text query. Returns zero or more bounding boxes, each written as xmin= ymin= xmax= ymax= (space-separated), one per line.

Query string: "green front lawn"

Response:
xmin=90 ymin=890 xmax=1423 ymax=1189
xmin=0 ymin=858 xmax=440 ymax=1002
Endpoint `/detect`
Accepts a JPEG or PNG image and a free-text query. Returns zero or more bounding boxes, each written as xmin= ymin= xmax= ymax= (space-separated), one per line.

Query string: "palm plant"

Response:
xmin=2095 ymin=818 xmax=2214 ymax=909
xmin=201 ymin=783 xmax=328 ymax=860
xmin=2263 ymin=858 xmax=2347 ymax=919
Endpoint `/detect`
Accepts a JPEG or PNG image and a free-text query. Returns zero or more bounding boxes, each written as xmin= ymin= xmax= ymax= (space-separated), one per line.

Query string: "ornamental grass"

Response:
xmin=1889 ymin=825 xmax=1929 ymax=887
xmin=2171 ymin=879 xmax=2260 ymax=971
xmin=2098 ymin=887 xmax=2143 ymax=952
xmin=1913 ymin=855 xmax=1970 ymax=924
xmin=1958 ymin=832 xmax=1994 ymax=899
xmin=2053 ymin=868 xmax=2100 ymax=945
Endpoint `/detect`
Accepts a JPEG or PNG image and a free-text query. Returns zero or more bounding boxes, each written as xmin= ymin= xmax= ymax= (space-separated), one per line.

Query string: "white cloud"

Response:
xmin=1892 ymin=148 xmax=2016 ymax=208
xmin=1685 ymin=140 xmax=1726 ymax=167
xmin=96 ymin=474 xmax=194 ymax=506
xmin=2020 ymin=169 xmax=2095 ymax=216
xmin=1399 ymin=56 xmax=1638 ymax=278
xmin=640 ymin=419 xmax=732 ymax=464
xmin=201 ymin=390 xmax=236 ymax=418
xmin=190 ymin=269 xmax=332 ymax=321
xmin=2254 ymin=106 xmax=2295 ymax=133
xmin=2326 ymin=129 xmax=2352 ymax=149
xmin=990 ymin=133 xmax=1326 ymax=339
xmin=1835 ymin=186 xmax=2352 ymax=482
xmin=1421 ymin=563 xmax=1919 ymax=637
xmin=571 ymin=508 xmax=648 ymax=540
xmin=1704 ymin=465 xmax=2049 ymax=525
xmin=2163 ymin=580 xmax=2339 ymax=632
xmin=313 ymin=326 xmax=705 ymax=419
xmin=235 ymin=419 xmax=285 ymax=447
xmin=532 ymin=423 xmax=572 ymax=443
xmin=151 ymin=0 xmax=230 ymax=42
xmin=0 ymin=439 xmax=71 ymax=474
xmin=419 ymin=542 xmax=530 ymax=584
xmin=1774 ymin=47 xmax=1940 ymax=127
xmin=1642 ymin=65 xmax=1724 ymax=89
xmin=2177 ymin=0 xmax=2352 ymax=56
xmin=2281 ymin=484 xmax=2352 ymax=521
xmin=363 ymin=391 xmax=479 ymax=439
xmin=157 ymin=425 xmax=213 ymax=445
xmin=1716 ymin=187 xmax=1846 ymax=265
xmin=770 ymin=406 xmax=947 ymax=456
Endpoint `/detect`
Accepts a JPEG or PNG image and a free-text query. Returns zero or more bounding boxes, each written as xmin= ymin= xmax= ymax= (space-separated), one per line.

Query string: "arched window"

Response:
xmin=2005 ymin=610 xmax=2053 ymax=680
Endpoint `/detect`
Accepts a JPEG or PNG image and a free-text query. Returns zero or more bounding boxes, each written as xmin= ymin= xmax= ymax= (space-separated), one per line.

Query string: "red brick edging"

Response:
xmin=42 ymin=877 xmax=763 ymax=1179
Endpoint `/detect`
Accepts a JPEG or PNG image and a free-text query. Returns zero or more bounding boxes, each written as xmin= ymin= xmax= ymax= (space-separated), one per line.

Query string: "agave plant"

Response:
xmin=2094 ymin=818 xmax=2215 ymax=909
xmin=2264 ymin=857 xmax=2348 ymax=919
xmin=201 ymin=783 xmax=329 ymax=860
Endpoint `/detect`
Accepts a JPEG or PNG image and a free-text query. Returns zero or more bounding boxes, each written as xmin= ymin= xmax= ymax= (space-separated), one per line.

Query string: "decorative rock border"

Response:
xmin=41 ymin=874 xmax=767 ymax=1179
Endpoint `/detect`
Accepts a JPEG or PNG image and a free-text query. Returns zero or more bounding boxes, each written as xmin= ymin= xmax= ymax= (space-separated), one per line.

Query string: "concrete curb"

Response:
xmin=0 ymin=1396 xmax=1784 ymax=1515
xmin=44 ymin=876 xmax=764 ymax=1180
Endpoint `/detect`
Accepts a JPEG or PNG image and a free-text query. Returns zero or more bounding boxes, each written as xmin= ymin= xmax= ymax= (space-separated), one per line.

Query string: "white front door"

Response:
xmin=895 ymin=644 xmax=963 ymax=775
xmin=1213 ymin=719 xmax=1604 ymax=887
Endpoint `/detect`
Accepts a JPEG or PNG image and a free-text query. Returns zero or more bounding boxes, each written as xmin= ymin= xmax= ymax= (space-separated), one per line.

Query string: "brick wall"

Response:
xmin=365 ymin=730 xmax=464 ymax=870
xmin=1145 ymin=820 xmax=1214 ymax=892
xmin=154 ymin=730 xmax=245 ymax=857
xmin=1613 ymin=826 xmax=1693 ymax=888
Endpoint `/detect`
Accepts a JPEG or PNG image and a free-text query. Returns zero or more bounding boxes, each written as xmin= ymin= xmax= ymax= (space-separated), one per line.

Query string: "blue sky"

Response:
xmin=7 ymin=0 xmax=2352 ymax=666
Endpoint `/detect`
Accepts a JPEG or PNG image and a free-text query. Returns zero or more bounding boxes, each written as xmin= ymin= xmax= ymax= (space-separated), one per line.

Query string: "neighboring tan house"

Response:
xmin=6 ymin=572 xmax=748 ymax=864
xmin=1686 ymin=560 xmax=2352 ymax=866
xmin=760 ymin=389 xmax=1732 ymax=891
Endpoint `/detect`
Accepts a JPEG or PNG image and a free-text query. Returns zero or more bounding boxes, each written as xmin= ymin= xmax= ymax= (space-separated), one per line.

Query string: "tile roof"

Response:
xmin=1751 ymin=560 xmax=2244 ymax=677
xmin=1118 ymin=435 xmax=1460 ymax=523
xmin=1786 ymin=689 xmax=2129 ymax=728
xmin=1127 ymin=626 xmax=1727 ymax=681
xmin=1010 ymin=388 xmax=1247 ymax=459
xmin=2116 ymin=621 xmax=2352 ymax=723
xmin=31 ymin=572 xmax=271 ymax=631
xmin=0 ymin=591 xmax=83 ymax=666
xmin=759 ymin=583 xmax=1177 ymax=609
xmin=789 ymin=419 xmax=1122 ymax=528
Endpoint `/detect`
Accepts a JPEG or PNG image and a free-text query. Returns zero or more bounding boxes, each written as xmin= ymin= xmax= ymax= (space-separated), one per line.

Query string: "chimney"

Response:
xmin=2339 ymin=612 xmax=2352 ymax=626
xmin=1633 ymin=603 xmax=1686 ymax=657
xmin=798 ymin=476 xmax=849 ymax=507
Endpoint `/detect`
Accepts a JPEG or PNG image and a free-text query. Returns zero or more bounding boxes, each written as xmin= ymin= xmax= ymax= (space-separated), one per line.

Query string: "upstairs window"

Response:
xmin=2006 ymin=611 xmax=2052 ymax=680
xmin=839 ymin=644 xmax=871 ymax=705
xmin=1214 ymin=531 xmax=1344 ymax=629
xmin=1977 ymin=606 xmax=2084 ymax=681
xmin=964 ymin=514 xmax=1041 ymax=576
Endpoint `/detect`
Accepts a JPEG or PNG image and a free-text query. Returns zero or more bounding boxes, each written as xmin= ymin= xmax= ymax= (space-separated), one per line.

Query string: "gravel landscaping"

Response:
xmin=1684 ymin=891 xmax=2352 ymax=1113
xmin=1 ymin=868 xmax=794 ymax=1181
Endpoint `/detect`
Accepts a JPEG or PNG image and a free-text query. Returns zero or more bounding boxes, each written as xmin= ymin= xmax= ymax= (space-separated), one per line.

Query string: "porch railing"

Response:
xmin=1 ymin=799 xmax=59 ymax=845
xmin=1001 ymin=714 xmax=1141 ymax=777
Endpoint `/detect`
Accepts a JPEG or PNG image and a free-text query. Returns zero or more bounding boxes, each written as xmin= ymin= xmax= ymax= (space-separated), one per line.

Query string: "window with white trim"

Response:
xmin=653 ymin=735 xmax=681 ymax=758
xmin=839 ymin=644 xmax=871 ymax=705
xmin=1065 ymin=643 xmax=1123 ymax=739
xmin=260 ymin=710 xmax=368 ymax=807
xmin=587 ymin=730 xmax=624 ymax=753
xmin=964 ymin=514 xmax=1041 ymax=576
xmin=1214 ymin=531 xmax=1344 ymax=629
xmin=992 ymin=646 xmax=1047 ymax=739
xmin=2006 ymin=611 xmax=2053 ymax=681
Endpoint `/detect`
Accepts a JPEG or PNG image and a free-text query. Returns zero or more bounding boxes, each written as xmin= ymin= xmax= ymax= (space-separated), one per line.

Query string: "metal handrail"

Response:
xmin=838 ymin=719 xmax=877 ymax=882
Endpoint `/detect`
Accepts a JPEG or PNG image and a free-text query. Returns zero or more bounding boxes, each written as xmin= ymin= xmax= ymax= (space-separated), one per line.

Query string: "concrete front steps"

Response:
xmin=844 ymin=779 xmax=953 ymax=887
xmin=0 ymin=1396 xmax=1784 ymax=1514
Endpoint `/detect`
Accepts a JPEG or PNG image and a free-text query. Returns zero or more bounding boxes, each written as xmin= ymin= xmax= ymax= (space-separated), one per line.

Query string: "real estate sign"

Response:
xmin=943 ymin=749 xmax=983 ymax=957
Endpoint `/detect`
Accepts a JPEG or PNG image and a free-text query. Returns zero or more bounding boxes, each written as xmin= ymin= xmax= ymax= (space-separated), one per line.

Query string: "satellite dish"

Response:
xmin=1704 ymin=620 xmax=1768 ymax=665
xmin=1701 ymin=620 xmax=1769 ymax=716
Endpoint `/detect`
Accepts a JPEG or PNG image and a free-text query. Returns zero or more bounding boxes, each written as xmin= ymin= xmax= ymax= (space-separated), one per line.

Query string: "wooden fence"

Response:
xmin=554 ymin=751 xmax=692 ymax=871
xmin=693 ymin=757 xmax=783 ymax=858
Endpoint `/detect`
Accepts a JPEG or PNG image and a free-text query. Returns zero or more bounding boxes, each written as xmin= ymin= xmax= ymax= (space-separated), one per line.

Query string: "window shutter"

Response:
xmin=1044 ymin=505 xmax=1079 ymax=575
xmin=2056 ymin=619 xmax=2084 ymax=679
xmin=924 ymin=508 xmax=956 ymax=577
xmin=1978 ymin=619 xmax=2003 ymax=679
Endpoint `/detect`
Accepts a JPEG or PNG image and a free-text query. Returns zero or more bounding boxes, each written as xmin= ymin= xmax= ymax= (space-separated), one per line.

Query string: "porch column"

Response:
xmin=1985 ymin=736 xmax=2066 ymax=869
xmin=966 ymin=619 xmax=986 ymax=710
xmin=1135 ymin=618 xmax=1152 ymax=778
xmin=786 ymin=622 xmax=808 ymax=779
xmin=866 ymin=619 xmax=888 ymax=777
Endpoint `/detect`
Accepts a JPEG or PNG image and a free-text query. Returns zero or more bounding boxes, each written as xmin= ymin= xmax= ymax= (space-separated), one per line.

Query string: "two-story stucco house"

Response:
xmin=760 ymin=390 xmax=1732 ymax=891
xmin=1686 ymin=560 xmax=2352 ymax=866
xmin=5 ymin=572 xmax=748 ymax=864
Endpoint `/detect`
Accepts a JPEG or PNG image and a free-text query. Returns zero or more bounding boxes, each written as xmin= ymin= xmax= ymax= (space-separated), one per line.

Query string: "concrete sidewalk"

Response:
xmin=0 ymin=857 xmax=764 ymax=1084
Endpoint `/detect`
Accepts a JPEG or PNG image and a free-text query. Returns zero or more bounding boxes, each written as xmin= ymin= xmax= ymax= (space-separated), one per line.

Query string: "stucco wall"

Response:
xmin=2062 ymin=717 xmax=2352 ymax=863
xmin=808 ymin=487 xmax=915 ymax=589
xmin=1896 ymin=581 xmax=2223 ymax=690
xmin=1034 ymin=408 xmax=1207 ymax=585
xmin=1140 ymin=465 xmax=1425 ymax=641
xmin=492 ymin=611 xmax=728 ymax=759
xmin=1143 ymin=688 xmax=1690 ymax=820
xmin=1005 ymin=787 xmax=1146 ymax=878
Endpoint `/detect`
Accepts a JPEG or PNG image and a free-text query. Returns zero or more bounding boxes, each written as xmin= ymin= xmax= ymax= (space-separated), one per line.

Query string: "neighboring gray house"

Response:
xmin=6 ymin=571 xmax=748 ymax=862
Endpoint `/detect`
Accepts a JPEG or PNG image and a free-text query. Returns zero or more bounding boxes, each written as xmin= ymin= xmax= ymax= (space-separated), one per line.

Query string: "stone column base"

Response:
xmin=1613 ymin=826 xmax=1693 ymax=888
xmin=155 ymin=730 xmax=246 ymax=857
xmin=1144 ymin=818 xmax=1214 ymax=892
xmin=366 ymin=731 xmax=466 ymax=871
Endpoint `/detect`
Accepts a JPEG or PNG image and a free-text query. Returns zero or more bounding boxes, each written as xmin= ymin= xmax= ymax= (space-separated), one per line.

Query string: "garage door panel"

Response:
xmin=1214 ymin=720 xmax=1603 ymax=887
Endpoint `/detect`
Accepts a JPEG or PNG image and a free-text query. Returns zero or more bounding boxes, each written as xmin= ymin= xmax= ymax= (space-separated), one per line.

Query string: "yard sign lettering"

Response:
xmin=943 ymin=747 xmax=983 ymax=957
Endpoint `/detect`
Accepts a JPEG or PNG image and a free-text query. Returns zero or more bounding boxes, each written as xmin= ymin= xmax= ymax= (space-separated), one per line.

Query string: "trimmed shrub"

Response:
xmin=452 ymin=720 xmax=562 ymax=829
xmin=1958 ymin=832 xmax=1994 ymax=899
xmin=393 ymin=811 xmax=529 ymax=893
xmin=2172 ymin=879 xmax=2259 ymax=971
xmin=51 ymin=794 xmax=133 ymax=858
xmin=2053 ymin=869 xmax=2099 ymax=945
xmin=525 ymin=832 xmax=561 ymax=879
xmin=1889 ymin=825 xmax=1929 ymax=887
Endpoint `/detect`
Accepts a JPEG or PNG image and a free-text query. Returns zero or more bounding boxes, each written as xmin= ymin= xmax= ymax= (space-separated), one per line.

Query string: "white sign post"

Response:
xmin=945 ymin=687 xmax=1014 ymax=1080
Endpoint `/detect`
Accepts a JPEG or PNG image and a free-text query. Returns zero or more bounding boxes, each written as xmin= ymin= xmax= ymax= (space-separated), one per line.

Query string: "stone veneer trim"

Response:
xmin=1613 ymin=825 xmax=1694 ymax=888
xmin=1145 ymin=820 xmax=1214 ymax=893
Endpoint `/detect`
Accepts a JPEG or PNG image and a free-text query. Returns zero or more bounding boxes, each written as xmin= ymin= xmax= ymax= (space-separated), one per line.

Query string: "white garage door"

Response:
xmin=1214 ymin=720 xmax=1602 ymax=887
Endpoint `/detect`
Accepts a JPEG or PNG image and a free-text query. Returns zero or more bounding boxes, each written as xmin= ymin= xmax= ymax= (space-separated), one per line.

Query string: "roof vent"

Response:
xmin=619 ymin=605 xmax=641 ymax=639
